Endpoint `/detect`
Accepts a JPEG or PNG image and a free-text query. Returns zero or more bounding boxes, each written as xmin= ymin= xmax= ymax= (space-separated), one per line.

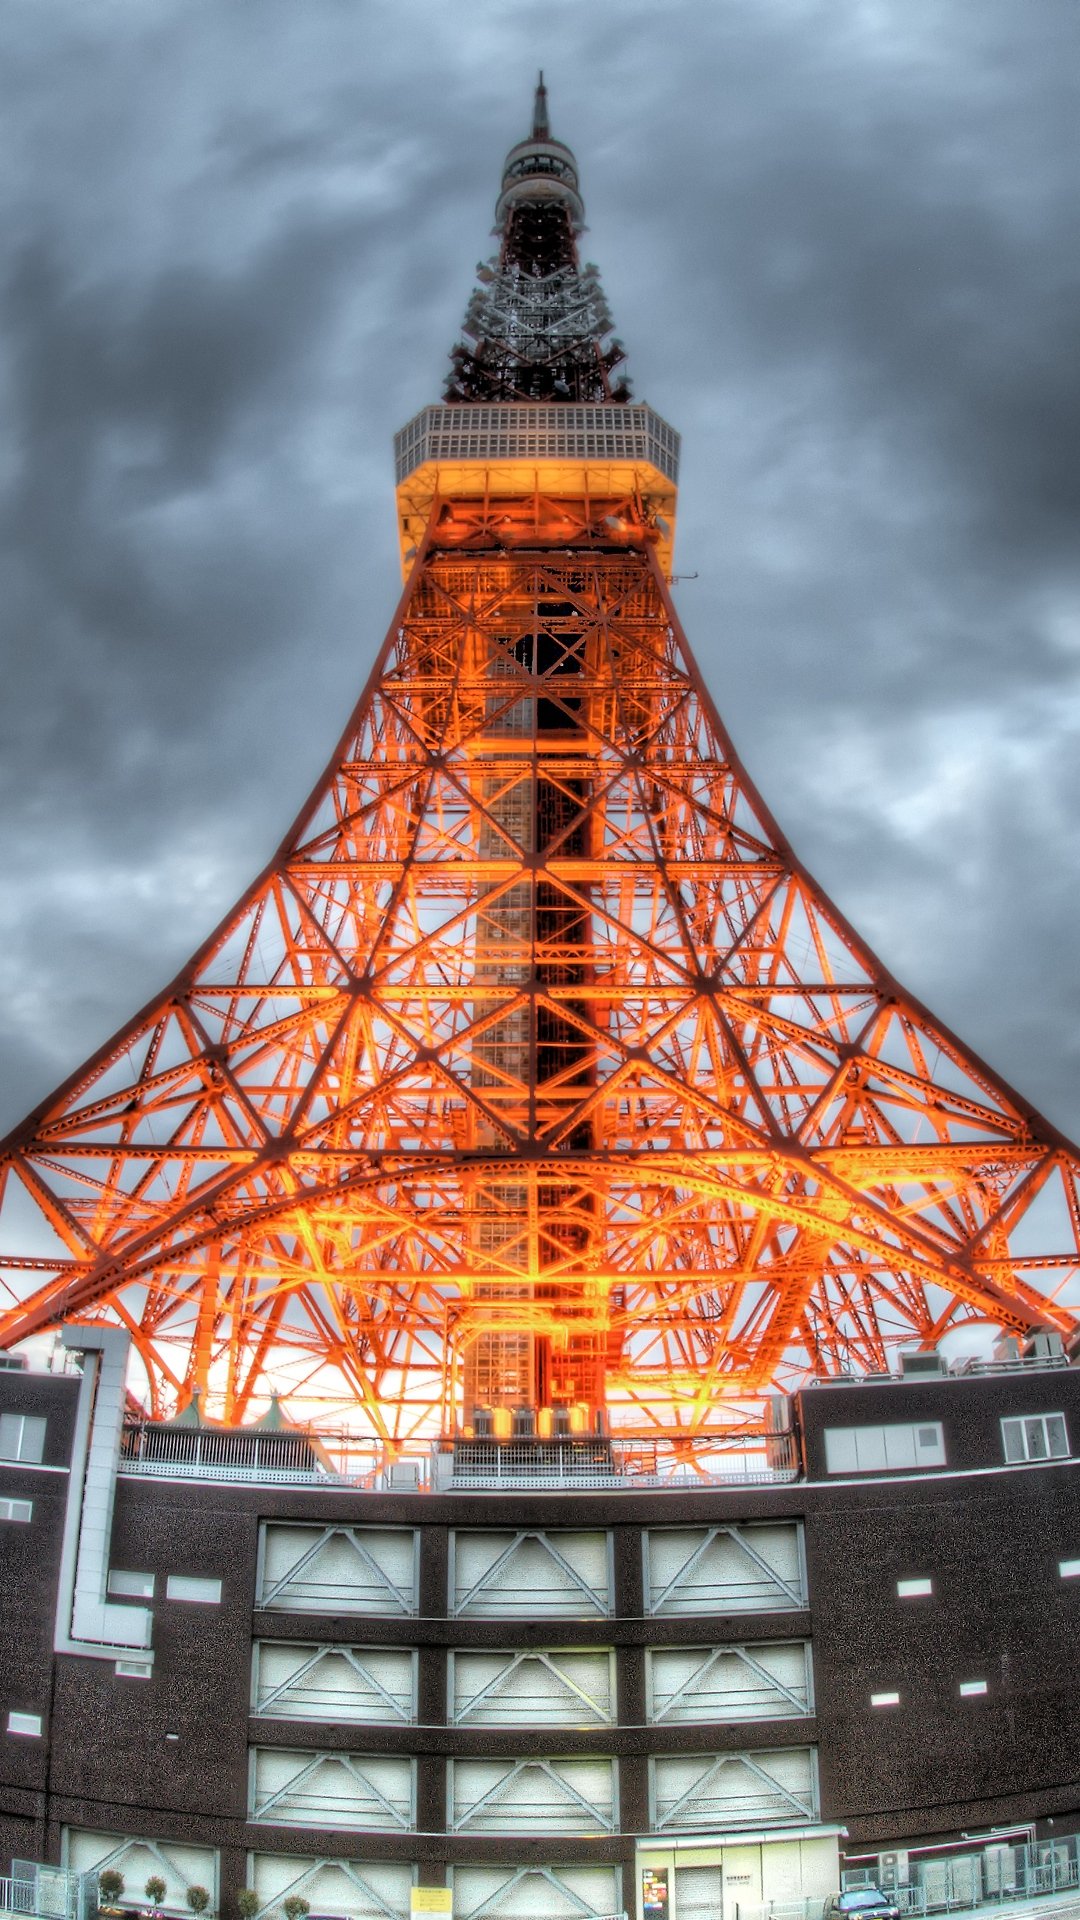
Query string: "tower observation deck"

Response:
xmin=1 ymin=81 xmax=1078 ymax=1464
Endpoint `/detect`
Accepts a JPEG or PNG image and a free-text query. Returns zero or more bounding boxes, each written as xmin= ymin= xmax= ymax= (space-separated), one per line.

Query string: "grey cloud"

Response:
xmin=0 ymin=0 xmax=1078 ymax=1151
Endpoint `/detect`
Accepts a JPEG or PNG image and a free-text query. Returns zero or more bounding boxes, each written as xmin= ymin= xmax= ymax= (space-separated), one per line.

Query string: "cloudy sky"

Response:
xmin=1 ymin=0 xmax=1078 ymax=1147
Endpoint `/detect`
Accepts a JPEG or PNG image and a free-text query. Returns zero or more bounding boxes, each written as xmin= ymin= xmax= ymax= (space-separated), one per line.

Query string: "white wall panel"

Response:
xmin=258 ymin=1524 xmax=417 ymax=1614
xmin=451 ymin=1530 xmax=611 ymax=1617
xmin=250 ymin=1748 xmax=414 ymax=1830
xmin=253 ymin=1643 xmax=416 ymax=1723
xmin=451 ymin=1649 xmax=615 ymax=1726
xmin=452 ymin=1865 xmax=622 ymax=1920
xmin=62 ymin=1830 xmax=217 ymax=1908
xmin=450 ymin=1756 xmax=616 ymax=1834
xmin=248 ymin=1852 xmax=412 ymax=1920
xmin=650 ymin=1747 xmax=817 ymax=1831
xmin=645 ymin=1524 xmax=805 ymax=1615
xmin=647 ymin=1643 xmax=812 ymax=1723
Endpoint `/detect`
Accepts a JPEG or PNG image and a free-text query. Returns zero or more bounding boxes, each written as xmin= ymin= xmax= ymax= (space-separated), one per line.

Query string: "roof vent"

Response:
xmin=899 ymin=1349 xmax=947 ymax=1378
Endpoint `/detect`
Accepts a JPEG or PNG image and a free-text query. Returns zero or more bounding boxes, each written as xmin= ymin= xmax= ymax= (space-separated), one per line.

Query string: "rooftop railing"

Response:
xmin=117 ymin=1423 xmax=800 ymax=1493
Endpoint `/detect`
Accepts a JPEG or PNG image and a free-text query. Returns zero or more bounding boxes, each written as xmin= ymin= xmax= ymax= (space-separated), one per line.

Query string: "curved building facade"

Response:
xmin=2 ymin=1340 xmax=1080 ymax=1920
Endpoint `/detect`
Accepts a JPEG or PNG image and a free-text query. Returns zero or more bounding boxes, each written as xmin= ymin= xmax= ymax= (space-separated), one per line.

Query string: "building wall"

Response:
xmin=0 ymin=1370 xmax=79 ymax=1868
xmin=2 ymin=1361 xmax=1080 ymax=1918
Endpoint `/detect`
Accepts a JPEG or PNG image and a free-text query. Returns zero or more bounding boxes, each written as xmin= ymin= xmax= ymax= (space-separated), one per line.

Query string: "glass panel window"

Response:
xmin=824 ymin=1422 xmax=945 ymax=1474
xmin=7 ymin=1712 xmax=43 ymax=1736
xmin=1001 ymin=1413 xmax=1069 ymax=1463
xmin=0 ymin=1413 xmax=46 ymax=1463
xmin=166 ymin=1574 xmax=221 ymax=1604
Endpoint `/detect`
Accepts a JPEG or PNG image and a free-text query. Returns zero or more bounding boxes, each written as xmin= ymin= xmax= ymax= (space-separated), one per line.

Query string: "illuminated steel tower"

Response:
xmin=1 ymin=82 xmax=1079 ymax=1457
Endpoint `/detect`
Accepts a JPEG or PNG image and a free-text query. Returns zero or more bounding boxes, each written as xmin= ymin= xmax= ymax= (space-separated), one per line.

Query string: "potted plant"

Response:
xmin=282 ymin=1899 xmax=309 ymax=1920
xmin=145 ymin=1881 xmax=167 ymax=1914
xmin=236 ymin=1896 xmax=259 ymax=1920
xmin=99 ymin=1873 xmax=126 ymax=1915
xmin=186 ymin=1891 xmax=211 ymax=1918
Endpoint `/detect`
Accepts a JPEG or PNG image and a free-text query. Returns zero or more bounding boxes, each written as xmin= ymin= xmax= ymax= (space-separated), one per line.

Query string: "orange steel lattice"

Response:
xmin=1 ymin=94 xmax=1079 ymax=1447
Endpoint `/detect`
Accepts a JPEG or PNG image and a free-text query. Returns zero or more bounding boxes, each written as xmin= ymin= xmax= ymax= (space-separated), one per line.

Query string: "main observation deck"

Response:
xmin=393 ymin=401 xmax=681 ymax=577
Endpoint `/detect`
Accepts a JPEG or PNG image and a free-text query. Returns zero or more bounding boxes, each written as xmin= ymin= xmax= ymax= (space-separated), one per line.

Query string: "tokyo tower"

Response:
xmin=1 ymin=79 xmax=1078 ymax=1459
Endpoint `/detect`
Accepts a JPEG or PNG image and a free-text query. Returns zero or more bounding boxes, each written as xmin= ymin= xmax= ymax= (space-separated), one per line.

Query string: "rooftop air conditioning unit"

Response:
xmin=899 ymin=1350 xmax=947 ymax=1378
xmin=386 ymin=1461 xmax=420 ymax=1491
xmin=1023 ymin=1331 xmax=1065 ymax=1362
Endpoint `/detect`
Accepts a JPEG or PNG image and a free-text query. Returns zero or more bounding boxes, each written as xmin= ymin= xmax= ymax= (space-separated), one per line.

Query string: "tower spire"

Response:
xmin=532 ymin=69 xmax=550 ymax=140
xmin=445 ymin=77 xmax=630 ymax=403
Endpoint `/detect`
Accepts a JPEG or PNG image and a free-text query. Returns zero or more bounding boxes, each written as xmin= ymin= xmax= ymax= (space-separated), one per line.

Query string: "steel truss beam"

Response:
xmin=1 ymin=512 xmax=1078 ymax=1442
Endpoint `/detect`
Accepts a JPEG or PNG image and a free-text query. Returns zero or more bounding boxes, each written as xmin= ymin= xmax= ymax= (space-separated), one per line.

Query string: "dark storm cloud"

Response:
xmin=0 ymin=0 xmax=1078 ymax=1146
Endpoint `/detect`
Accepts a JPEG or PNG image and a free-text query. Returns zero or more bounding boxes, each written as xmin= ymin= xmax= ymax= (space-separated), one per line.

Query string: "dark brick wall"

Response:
xmin=0 ymin=1373 xmax=79 ymax=1858
xmin=805 ymin=1464 xmax=1080 ymax=1843
xmin=798 ymin=1365 xmax=1080 ymax=1477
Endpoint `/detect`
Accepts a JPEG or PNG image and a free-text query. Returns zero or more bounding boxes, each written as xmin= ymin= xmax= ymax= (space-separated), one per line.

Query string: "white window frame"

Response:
xmin=1001 ymin=1413 xmax=1069 ymax=1464
xmin=0 ymin=1497 xmax=33 ymax=1523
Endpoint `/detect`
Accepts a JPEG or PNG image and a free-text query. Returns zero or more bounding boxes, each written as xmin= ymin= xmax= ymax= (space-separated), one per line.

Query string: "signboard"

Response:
xmin=411 ymin=1893 xmax=453 ymax=1918
xmin=642 ymin=1870 xmax=669 ymax=1920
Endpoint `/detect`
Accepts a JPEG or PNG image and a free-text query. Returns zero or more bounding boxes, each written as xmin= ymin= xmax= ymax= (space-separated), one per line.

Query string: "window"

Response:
xmin=108 ymin=1570 xmax=155 ymax=1599
xmin=824 ymin=1422 xmax=946 ymax=1473
xmin=959 ymin=1680 xmax=987 ymax=1697
xmin=870 ymin=1691 xmax=900 ymax=1708
xmin=7 ymin=1712 xmax=42 ymax=1737
xmin=0 ymin=1413 xmax=46 ymax=1464
xmin=166 ymin=1574 xmax=221 ymax=1605
xmin=1001 ymin=1414 xmax=1068 ymax=1463
xmin=1058 ymin=1559 xmax=1080 ymax=1579
xmin=0 ymin=1498 xmax=32 ymax=1524
xmin=896 ymin=1577 xmax=933 ymax=1598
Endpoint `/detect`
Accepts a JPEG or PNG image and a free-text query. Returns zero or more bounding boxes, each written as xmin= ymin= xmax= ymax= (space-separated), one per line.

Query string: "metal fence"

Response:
xmin=0 ymin=1883 xmax=38 ymax=1917
xmin=1 ymin=1864 xmax=96 ymax=1920
xmin=843 ymin=1837 xmax=1080 ymax=1914
xmin=735 ymin=1895 xmax=1080 ymax=1920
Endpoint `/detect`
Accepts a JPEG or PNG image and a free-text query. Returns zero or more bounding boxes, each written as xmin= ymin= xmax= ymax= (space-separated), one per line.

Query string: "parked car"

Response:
xmin=825 ymin=1891 xmax=902 ymax=1920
